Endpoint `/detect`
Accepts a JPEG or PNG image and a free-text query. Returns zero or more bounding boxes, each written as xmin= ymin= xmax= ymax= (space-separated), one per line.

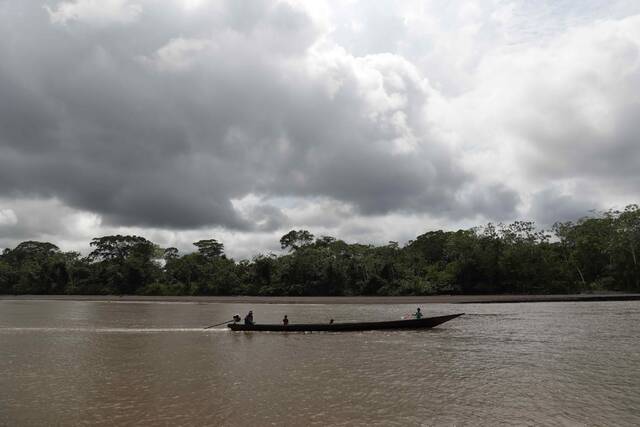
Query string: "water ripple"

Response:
xmin=1 ymin=300 xmax=639 ymax=425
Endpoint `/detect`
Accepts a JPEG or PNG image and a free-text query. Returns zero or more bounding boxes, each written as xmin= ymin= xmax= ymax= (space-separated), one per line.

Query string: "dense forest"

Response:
xmin=1 ymin=205 xmax=639 ymax=296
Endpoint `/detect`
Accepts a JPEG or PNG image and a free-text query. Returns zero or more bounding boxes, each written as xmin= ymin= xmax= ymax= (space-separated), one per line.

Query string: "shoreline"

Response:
xmin=2 ymin=294 xmax=640 ymax=304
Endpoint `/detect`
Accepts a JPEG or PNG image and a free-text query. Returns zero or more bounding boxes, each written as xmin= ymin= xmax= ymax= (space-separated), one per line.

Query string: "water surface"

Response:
xmin=1 ymin=300 xmax=639 ymax=425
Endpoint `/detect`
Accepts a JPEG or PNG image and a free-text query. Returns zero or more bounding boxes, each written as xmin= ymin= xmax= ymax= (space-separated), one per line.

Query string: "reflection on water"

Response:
xmin=1 ymin=300 xmax=639 ymax=425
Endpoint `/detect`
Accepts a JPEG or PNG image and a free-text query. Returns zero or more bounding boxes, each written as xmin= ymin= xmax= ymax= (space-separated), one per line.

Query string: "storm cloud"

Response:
xmin=0 ymin=1 xmax=476 ymax=228
xmin=1 ymin=0 xmax=639 ymax=258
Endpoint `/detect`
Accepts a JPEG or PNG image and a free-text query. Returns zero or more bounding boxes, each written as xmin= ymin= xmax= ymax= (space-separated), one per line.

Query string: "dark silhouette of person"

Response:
xmin=244 ymin=310 xmax=254 ymax=325
xmin=283 ymin=315 xmax=289 ymax=326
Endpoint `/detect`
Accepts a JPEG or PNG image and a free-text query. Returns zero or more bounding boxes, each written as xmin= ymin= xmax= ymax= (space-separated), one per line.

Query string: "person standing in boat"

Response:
xmin=282 ymin=315 xmax=289 ymax=326
xmin=414 ymin=308 xmax=423 ymax=319
xmin=244 ymin=310 xmax=254 ymax=325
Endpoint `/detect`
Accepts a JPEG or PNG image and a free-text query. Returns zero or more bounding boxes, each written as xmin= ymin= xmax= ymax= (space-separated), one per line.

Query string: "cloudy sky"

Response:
xmin=1 ymin=0 xmax=639 ymax=259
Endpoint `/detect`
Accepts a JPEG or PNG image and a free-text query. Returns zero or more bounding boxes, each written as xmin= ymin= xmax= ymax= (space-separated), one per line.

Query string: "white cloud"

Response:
xmin=145 ymin=37 xmax=211 ymax=72
xmin=46 ymin=0 xmax=142 ymax=26
xmin=445 ymin=15 xmax=640 ymax=203
xmin=1 ymin=1 xmax=639 ymax=256
xmin=0 ymin=209 xmax=17 ymax=226
xmin=180 ymin=0 xmax=205 ymax=12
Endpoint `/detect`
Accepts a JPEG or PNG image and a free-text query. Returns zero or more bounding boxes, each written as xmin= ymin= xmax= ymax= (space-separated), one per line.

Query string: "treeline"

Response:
xmin=1 ymin=205 xmax=639 ymax=296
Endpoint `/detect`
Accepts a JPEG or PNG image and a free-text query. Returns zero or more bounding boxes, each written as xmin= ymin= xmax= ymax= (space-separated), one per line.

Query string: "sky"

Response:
xmin=1 ymin=0 xmax=639 ymax=259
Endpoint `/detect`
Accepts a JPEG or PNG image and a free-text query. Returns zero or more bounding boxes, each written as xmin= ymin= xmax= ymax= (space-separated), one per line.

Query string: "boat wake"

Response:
xmin=0 ymin=327 xmax=228 ymax=333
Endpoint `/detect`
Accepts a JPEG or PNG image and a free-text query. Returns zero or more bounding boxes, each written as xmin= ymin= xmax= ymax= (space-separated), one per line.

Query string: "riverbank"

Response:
xmin=2 ymin=294 xmax=640 ymax=304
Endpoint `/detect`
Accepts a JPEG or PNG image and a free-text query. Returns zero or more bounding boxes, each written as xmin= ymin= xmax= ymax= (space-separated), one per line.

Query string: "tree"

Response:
xmin=87 ymin=235 xmax=161 ymax=294
xmin=4 ymin=241 xmax=60 ymax=263
xmin=607 ymin=205 xmax=640 ymax=290
xmin=1 ymin=241 xmax=66 ymax=294
xmin=3 ymin=203 xmax=638 ymax=296
xmin=553 ymin=216 xmax=611 ymax=289
xmin=407 ymin=230 xmax=450 ymax=264
xmin=88 ymin=235 xmax=153 ymax=262
xmin=0 ymin=258 xmax=14 ymax=294
xmin=193 ymin=239 xmax=224 ymax=259
xmin=163 ymin=247 xmax=179 ymax=261
xmin=280 ymin=230 xmax=314 ymax=251
xmin=443 ymin=230 xmax=482 ymax=293
xmin=315 ymin=235 xmax=336 ymax=247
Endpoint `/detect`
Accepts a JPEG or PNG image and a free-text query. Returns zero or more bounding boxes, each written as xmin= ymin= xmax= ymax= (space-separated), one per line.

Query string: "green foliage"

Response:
xmin=280 ymin=230 xmax=314 ymax=251
xmin=0 ymin=258 xmax=17 ymax=294
xmin=2 ymin=205 xmax=639 ymax=295
xmin=193 ymin=239 xmax=224 ymax=259
xmin=85 ymin=235 xmax=162 ymax=294
xmin=163 ymin=247 xmax=179 ymax=261
xmin=88 ymin=235 xmax=151 ymax=262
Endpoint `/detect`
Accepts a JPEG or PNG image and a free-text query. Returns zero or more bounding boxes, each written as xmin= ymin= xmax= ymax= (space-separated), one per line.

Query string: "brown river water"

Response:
xmin=1 ymin=300 xmax=639 ymax=426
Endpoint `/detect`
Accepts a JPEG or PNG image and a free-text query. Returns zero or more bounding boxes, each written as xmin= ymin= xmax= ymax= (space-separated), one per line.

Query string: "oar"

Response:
xmin=204 ymin=320 xmax=234 ymax=329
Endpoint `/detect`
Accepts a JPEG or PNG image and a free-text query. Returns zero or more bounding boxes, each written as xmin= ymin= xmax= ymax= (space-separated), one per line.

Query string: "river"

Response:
xmin=1 ymin=299 xmax=639 ymax=426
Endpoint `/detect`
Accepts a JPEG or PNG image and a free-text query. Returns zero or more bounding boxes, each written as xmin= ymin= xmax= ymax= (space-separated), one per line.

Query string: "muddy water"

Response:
xmin=1 ymin=300 xmax=639 ymax=426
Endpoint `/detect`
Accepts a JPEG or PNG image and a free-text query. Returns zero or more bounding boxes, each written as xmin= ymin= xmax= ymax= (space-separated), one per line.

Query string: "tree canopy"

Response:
xmin=280 ymin=230 xmax=314 ymax=251
xmin=2 ymin=205 xmax=639 ymax=296
xmin=193 ymin=239 xmax=225 ymax=259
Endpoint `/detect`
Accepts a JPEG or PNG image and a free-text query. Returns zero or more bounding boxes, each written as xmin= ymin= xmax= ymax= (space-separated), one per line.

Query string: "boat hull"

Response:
xmin=227 ymin=313 xmax=463 ymax=332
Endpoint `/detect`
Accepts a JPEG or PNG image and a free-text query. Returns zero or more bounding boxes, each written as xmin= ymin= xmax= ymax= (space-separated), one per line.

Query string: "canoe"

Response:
xmin=227 ymin=313 xmax=464 ymax=332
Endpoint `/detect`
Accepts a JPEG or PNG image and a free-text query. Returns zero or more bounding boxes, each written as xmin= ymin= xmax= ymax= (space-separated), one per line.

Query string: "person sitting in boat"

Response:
xmin=232 ymin=314 xmax=241 ymax=323
xmin=283 ymin=315 xmax=289 ymax=326
xmin=244 ymin=310 xmax=254 ymax=325
xmin=414 ymin=308 xmax=423 ymax=319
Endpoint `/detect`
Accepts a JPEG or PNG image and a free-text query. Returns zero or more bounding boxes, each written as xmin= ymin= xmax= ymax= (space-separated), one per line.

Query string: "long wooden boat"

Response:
xmin=227 ymin=313 xmax=464 ymax=332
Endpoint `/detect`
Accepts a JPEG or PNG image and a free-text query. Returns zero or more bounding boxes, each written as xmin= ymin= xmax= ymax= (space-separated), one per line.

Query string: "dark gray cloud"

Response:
xmin=0 ymin=1 xmax=308 ymax=229
xmin=529 ymin=188 xmax=601 ymax=228
xmin=1 ymin=0 xmax=638 ymax=257
xmin=0 ymin=0 xmax=508 ymax=232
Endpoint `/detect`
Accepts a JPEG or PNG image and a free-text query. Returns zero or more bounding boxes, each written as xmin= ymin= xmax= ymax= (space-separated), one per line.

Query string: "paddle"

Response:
xmin=204 ymin=320 xmax=234 ymax=329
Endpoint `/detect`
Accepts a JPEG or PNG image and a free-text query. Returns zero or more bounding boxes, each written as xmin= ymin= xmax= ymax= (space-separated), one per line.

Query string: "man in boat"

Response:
xmin=414 ymin=308 xmax=423 ymax=319
xmin=232 ymin=314 xmax=241 ymax=323
xmin=244 ymin=310 xmax=254 ymax=325
xmin=282 ymin=315 xmax=289 ymax=326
